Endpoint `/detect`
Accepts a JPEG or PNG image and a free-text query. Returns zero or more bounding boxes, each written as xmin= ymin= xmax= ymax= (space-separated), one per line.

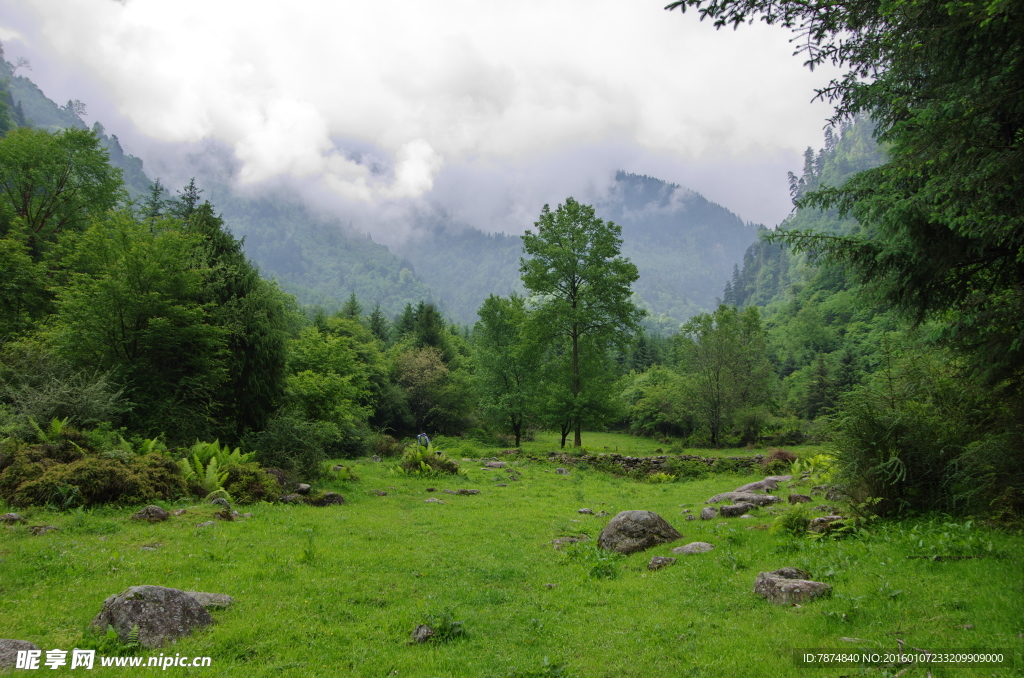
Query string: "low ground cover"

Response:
xmin=1 ymin=437 xmax=1021 ymax=677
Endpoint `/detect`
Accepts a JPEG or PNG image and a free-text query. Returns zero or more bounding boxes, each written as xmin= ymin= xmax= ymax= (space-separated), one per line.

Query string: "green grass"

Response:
xmin=512 ymin=430 xmax=824 ymax=460
xmin=1 ymin=439 xmax=1021 ymax=677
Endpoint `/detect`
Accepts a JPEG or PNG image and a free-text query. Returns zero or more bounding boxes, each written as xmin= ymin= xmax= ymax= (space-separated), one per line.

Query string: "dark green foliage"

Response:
xmin=663 ymin=458 xmax=709 ymax=480
xmin=3 ymin=452 xmax=186 ymax=508
xmin=0 ymin=340 xmax=124 ymax=437
xmin=243 ymin=415 xmax=334 ymax=481
xmin=222 ymin=462 xmax=281 ymax=504
xmin=364 ymin=432 xmax=404 ymax=459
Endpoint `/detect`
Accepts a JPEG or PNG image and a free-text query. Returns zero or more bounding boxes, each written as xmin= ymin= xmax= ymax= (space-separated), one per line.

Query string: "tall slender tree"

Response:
xmin=520 ymin=197 xmax=644 ymax=447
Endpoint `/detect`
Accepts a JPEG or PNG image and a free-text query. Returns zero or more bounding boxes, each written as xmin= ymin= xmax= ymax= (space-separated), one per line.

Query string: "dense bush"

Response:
xmin=3 ymin=453 xmax=186 ymax=508
xmin=243 ymin=415 xmax=335 ymax=481
xmin=222 ymin=462 xmax=281 ymax=504
xmin=363 ymin=432 xmax=404 ymax=458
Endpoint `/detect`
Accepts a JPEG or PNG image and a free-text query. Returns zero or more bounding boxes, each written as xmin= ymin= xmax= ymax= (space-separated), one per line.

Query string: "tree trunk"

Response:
xmin=572 ymin=327 xmax=581 ymax=447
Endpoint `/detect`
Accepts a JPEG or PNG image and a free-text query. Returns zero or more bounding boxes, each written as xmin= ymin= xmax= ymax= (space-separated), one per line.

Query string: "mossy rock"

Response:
xmin=223 ymin=462 xmax=281 ymax=504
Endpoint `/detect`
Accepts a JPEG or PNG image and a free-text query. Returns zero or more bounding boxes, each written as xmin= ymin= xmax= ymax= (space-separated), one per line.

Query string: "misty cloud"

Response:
xmin=0 ymin=0 xmax=840 ymax=229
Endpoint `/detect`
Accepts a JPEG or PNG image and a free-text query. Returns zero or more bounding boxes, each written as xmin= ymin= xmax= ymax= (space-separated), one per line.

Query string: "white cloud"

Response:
xmin=1 ymin=0 xmax=840 ymax=225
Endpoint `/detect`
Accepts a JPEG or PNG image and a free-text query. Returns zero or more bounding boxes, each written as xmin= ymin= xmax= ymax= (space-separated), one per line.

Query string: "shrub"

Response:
xmin=222 ymin=462 xmax=281 ymax=504
xmin=770 ymin=504 xmax=812 ymax=537
xmin=394 ymin=445 xmax=461 ymax=477
xmin=646 ymin=472 xmax=676 ymax=484
xmin=243 ymin=415 xmax=335 ymax=481
xmin=364 ymin=432 xmax=404 ymax=459
xmin=8 ymin=453 xmax=186 ymax=508
xmin=666 ymin=458 xmax=710 ymax=480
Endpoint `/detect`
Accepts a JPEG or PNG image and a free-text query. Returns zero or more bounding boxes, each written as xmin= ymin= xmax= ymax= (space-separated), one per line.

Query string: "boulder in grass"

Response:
xmin=455 ymin=489 xmax=480 ymax=495
xmin=279 ymin=494 xmax=303 ymax=504
xmin=700 ymin=506 xmax=718 ymax=520
xmin=597 ymin=510 xmax=682 ymax=555
xmin=0 ymin=513 xmax=26 ymax=525
xmin=734 ymin=479 xmax=779 ymax=493
xmin=90 ymin=585 xmax=213 ymax=648
xmin=788 ymin=494 xmax=811 ymax=504
xmin=720 ymin=503 xmax=755 ymax=518
xmin=131 ymin=506 xmax=170 ymax=522
xmin=295 ymin=484 xmax=311 ymax=495
xmin=309 ymin=492 xmax=345 ymax=506
xmin=578 ymin=508 xmax=594 ymax=515
xmin=555 ymin=468 xmax=570 ymax=475
xmin=754 ymin=568 xmax=832 ymax=605
xmin=411 ymin=625 xmax=434 ymax=644
xmin=0 ymin=640 xmax=40 ymax=668
xmin=648 ymin=556 xmax=676 ymax=571
xmin=672 ymin=542 xmax=715 ymax=555
xmin=210 ymin=497 xmax=230 ymax=510
xmin=706 ymin=492 xmax=780 ymax=507
xmin=764 ymin=475 xmax=793 ymax=482
xmin=485 ymin=461 xmax=507 ymax=468
xmin=184 ymin=592 xmax=234 ymax=610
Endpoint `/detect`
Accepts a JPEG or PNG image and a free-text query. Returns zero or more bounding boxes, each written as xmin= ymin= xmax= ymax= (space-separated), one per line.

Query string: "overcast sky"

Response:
xmin=0 ymin=0 xmax=841 ymax=235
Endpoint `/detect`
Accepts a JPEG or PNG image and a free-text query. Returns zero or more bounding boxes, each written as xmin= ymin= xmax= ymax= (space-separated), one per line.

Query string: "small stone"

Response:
xmin=331 ymin=464 xmax=345 ymax=472
xmin=700 ymin=507 xmax=717 ymax=520
xmin=754 ymin=568 xmax=832 ymax=605
xmin=788 ymin=494 xmax=811 ymax=504
xmin=648 ymin=556 xmax=676 ymax=570
xmin=551 ymin=535 xmax=588 ymax=548
xmin=740 ymin=514 xmax=755 ymax=518
xmin=672 ymin=542 xmax=715 ymax=555
xmin=0 ymin=640 xmax=41 ymax=668
xmin=196 ymin=521 xmax=215 ymax=528
xmin=232 ymin=510 xmax=241 ymax=517
xmin=578 ymin=508 xmax=594 ymax=515
xmin=426 ymin=487 xmax=436 ymax=492
xmin=495 ymin=483 xmax=508 ymax=487
xmin=455 ymin=488 xmax=480 ymax=495
xmin=411 ymin=625 xmax=434 ymax=643
xmin=213 ymin=509 xmax=233 ymax=521
xmin=372 ymin=455 xmax=382 ymax=462
xmin=131 ymin=505 xmax=170 ymax=522
xmin=545 ymin=583 xmax=556 ymax=589
xmin=0 ymin=513 xmax=26 ymax=524
xmin=28 ymin=525 xmax=58 ymax=535
xmin=509 ymin=475 xmax=520 ymax=481
xmin=210 ymin=497 xmax=230 ymax=509
xmin=485 ymin=461 xmax=507 ymax=468
xmin=680 ymin=509 xmax=691 ymax=514
xmin=372 ymin=490 xmax=388 ymax=496
xmin=295 ymin=484 xmax=311 ymax=495
xmin=139 ymin=547 xmax=158 ymax=552
xmin=172 ymin=509 xmax=188 ymax=516
xmin=279 ymin=494 xmax=303 ymax=504
xmin=424 ymin=498 xmax=444 ymax=504
xmin=685 ymin=514 xmax=695 ymax=521
xmin=555 ymin=468 xmax=570 ymax=475
xmin=442 ymin=489 xmax=457 ymax=495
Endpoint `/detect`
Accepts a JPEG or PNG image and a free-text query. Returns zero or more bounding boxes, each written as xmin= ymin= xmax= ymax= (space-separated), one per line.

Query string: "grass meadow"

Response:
xmin=1 ymin=433 xmax=1022 ymax=677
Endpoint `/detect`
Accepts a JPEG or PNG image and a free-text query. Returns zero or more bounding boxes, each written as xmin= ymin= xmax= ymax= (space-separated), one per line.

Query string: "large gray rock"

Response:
xmin=700 ymin=506 xmax=718 ymax=520
xmin=754 ymin=568 xmax=832 ymax=605
xmin=597 ymin=510 xmax=682 ymax=554
xmin=734 ymin=479 xmax=778 ymax=493
xmin=788 ymin=494 xmax=811 ymax=504
xmin=672 ymin=542 xmax=715 ymax=555
xmin=184 ymin=592 xmax=234 ymax=610
xmin=764 ymin=475 xmax=793 ymax=482
xmin=706 ymin=492 xmax=780 ymax=507
xmin=0 ymin=640 xmax=39 ymax=668
xmin=90 ymin=586 xmax=213 ymax=648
